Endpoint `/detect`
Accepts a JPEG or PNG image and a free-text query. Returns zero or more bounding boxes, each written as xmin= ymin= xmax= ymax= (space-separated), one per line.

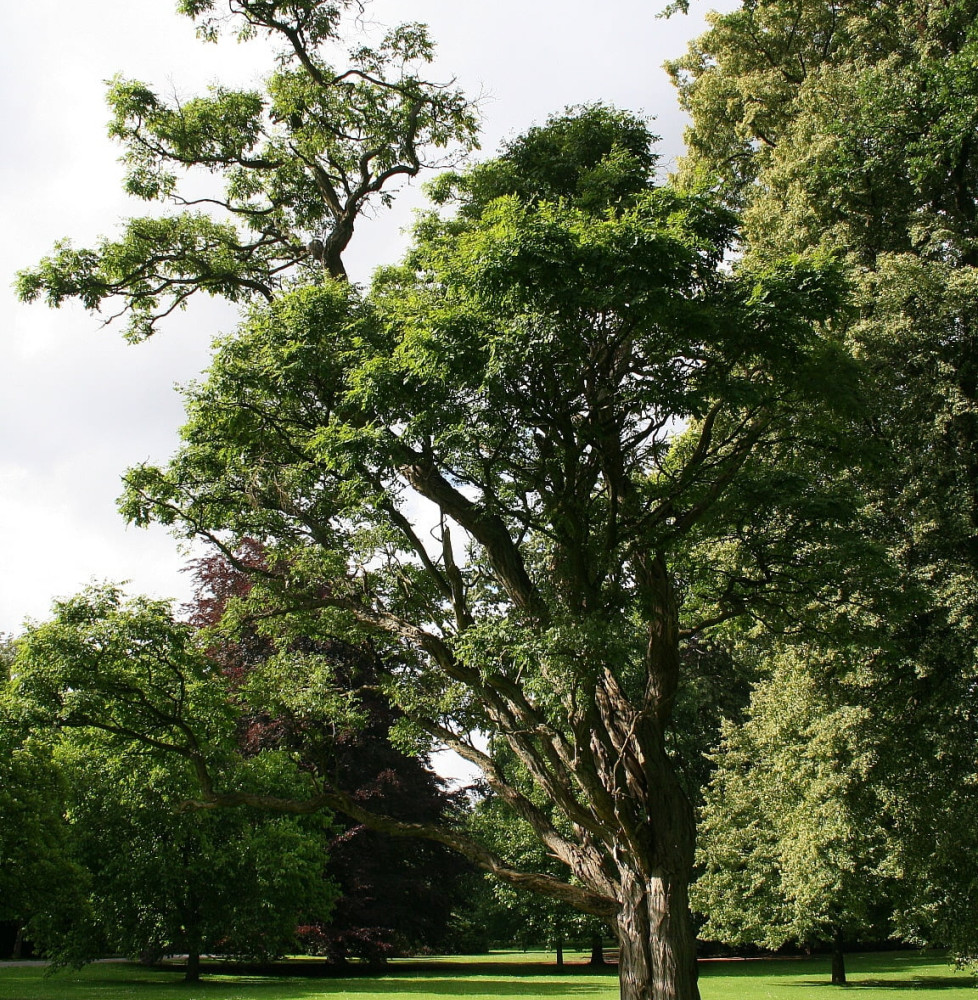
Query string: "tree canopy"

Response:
xmin=692 ymin=646 xmax=891 ymax=984
xmin=671 ymin=0 xmax=978 ymax=969
xmin=16 ymin=0 xmax=478 ymax=336
xmin=14 ymin=5 xmax=906 ymax=999
xmin=6 ymin=586 xmax=336 ymax=980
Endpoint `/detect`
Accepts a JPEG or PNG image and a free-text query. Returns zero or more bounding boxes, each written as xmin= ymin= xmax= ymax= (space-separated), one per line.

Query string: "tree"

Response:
xmin=59 ymin=735 xmax=335 ymax=981
xmin=0 ymin=669 xmax=89 ymax=961
xmin=188 ymin=549 xmax=471 ymax=965
xmin=668 ymin=0 xmax=978 ymax=966
xmin=16 ymin=4 xmax=856 ymax=994
xmin=9 ymin=586 xmax=336 ymax=981
xmin=692 ymin=647 xmax=892 ymax=985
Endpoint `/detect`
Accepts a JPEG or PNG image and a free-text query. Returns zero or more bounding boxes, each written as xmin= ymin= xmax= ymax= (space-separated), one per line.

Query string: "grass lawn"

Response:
xmin=0 ymin=951 xmax=972 ymax=1000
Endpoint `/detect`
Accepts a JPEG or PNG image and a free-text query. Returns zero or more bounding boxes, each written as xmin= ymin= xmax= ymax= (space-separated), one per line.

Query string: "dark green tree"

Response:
xmin=9 ymin=586 xmax=337 ymax=982
xmin=188 ymin=547 xmax=471 ymax=966
xmin=0 ymin=661 xmax=89 ymax=961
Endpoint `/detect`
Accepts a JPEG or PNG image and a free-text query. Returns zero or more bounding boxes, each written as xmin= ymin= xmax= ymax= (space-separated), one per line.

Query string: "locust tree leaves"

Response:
xmin=16 ymin=3 xmax=479 ymax=335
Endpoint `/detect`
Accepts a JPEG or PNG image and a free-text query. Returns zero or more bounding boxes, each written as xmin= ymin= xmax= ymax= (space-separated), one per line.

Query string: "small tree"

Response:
xmin=10 ymin=586 xmax=336 ymax=982
xmin=692 ymin=647 xmax=892 ymax=985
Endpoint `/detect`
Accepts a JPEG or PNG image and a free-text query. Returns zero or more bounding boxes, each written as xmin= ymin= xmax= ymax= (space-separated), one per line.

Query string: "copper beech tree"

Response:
xmin=16 ymin=5 xmax=854 ymax=998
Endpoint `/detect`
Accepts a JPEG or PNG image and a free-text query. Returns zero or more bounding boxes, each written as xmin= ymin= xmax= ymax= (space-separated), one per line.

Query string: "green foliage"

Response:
xmin=693 ymin=647 xmax=890 ymax=950
xmin=11 ymin=585 xmax=237 ymax=761
xmin=16 ymin=2 xmax=478 ymax=334
xmin=464 ymin=798 xmax=607 ymax=953
xmin=6 ymin=586 xmax=336 ymax=971
xmin=671 ymin=0 xmax=978 ymax=966
xmin=0 ymin=691 xmax=89 ymax=939
xmin=112 ymin=120 xmax=849 ymax=749
xmin=47 ymin=732 xmax=334 ymax=969
xmin=428 ymin=104 xmax=660 ymax=215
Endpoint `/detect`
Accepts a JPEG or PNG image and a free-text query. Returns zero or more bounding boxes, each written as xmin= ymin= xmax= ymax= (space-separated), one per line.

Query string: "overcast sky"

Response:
xmin=0 ymin=0 xmax=726 ymax=636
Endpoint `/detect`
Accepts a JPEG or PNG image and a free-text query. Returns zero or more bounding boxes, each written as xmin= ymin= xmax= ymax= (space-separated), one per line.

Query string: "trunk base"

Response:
xmin=616 ymin=874 xmax=700 ymax=1000
xmin=184 ymin=950 xmax=201 ymax=983
xmin=590 ymin=933 xmax=606 ymax=966
xmin=831 ymin=934 xmax=846 ymax=986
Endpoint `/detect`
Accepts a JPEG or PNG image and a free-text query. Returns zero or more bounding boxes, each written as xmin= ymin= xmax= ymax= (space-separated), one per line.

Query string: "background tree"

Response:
xmin=188 ymin=548 xmax=471 ymax=965
xmin=692 ymin=647 xmax=893 ymax=985
xmin=465 ymin=781 xmax=611 ymax=966
xmin=57 ymin=731 xmax=335 ymax=981
xmin=9 ymin=586 xmax=336 ymax=982
xmin=669 ymin=0 xmax=978 ymax=966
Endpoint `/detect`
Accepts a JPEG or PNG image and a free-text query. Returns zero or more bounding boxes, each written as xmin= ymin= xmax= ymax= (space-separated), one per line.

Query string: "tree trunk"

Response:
xmin=11 ymin=927 xmax=24 ymax=961
xmin=185 ymin=948 xmax=201 ymax=983
xmin=616 ymin=872 xmax=700 ymax=1000
xmin=590 ymin=931 xmax=606 ymax=966
xmin=556 ymin=937 xmax=564 ymax=967
xmin=831 ymin=929 xmax=846 ymax=986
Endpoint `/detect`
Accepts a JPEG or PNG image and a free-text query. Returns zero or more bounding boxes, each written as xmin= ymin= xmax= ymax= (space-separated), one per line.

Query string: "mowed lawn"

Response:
xmin=0 ymin=951 xmax=973 ymax=1000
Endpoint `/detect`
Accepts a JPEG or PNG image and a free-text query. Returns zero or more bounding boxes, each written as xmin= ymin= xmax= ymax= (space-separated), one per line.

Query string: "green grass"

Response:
xmin=0 ymin=951 xmax=972 ymax=1000
xmin=699 ymin=952 xmax=975 ymax=998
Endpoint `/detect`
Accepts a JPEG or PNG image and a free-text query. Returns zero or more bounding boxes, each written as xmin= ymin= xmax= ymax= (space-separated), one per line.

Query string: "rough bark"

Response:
xmin=616 ymin=872 xmax=700 ymax=1000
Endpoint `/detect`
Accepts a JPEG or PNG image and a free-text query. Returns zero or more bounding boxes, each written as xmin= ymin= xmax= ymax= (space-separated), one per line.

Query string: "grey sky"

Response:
xmin=0 ymin=0 xmax=724 ymax=634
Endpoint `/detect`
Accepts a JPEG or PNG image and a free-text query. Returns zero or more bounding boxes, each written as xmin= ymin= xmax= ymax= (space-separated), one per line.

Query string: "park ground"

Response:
xmin=0 ymin=950 xmax=974 ymax=1000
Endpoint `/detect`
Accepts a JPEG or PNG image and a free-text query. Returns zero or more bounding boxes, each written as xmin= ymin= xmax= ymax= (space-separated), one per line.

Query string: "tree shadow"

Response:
xmin=791 ymin=978 xmax=971 ymax=990
xmin=296 ymin=983 xmax=610 ymax=996
xmin=81 ymin=975 xmax=611 ymax=996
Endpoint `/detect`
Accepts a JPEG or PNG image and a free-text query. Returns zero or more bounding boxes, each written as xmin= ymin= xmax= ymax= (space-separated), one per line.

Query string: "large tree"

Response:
xmin=16 ymin=6 xmax=855 ymax=998
xmin=669 ymin=0 xmax=978 ymax=965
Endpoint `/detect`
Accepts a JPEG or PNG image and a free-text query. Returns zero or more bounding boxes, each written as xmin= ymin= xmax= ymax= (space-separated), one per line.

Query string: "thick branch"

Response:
xmin=421 ymin=719 xmax=619 ymax=900
xmin=398 ymin=446 xmax=546 ymax=619
xmin=194 ymin=781 xmax=618 ymax=918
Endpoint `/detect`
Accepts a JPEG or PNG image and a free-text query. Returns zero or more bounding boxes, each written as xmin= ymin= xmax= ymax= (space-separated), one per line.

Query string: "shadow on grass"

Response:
xmin=186 ymin=960 xmax=615 ymax=982
xmin=789 ymin=979 xmax=970 ymax=991
xmin=73 ymin=977 xmax=610 ymax=997
xmin=66 ymin=963 xmax=614 ymax=996
xmin=299 ymin=982 xmax=607 ymax=996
